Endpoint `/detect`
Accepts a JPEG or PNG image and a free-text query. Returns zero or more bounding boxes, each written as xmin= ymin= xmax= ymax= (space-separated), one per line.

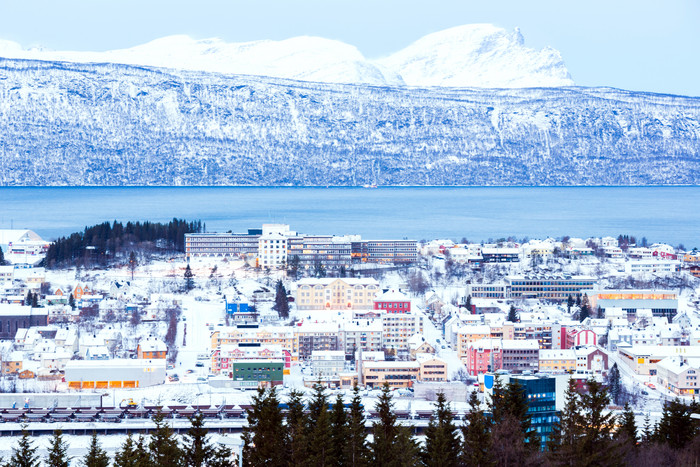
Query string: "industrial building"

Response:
xmin=65 ymin=359 xmax=166 ymax=389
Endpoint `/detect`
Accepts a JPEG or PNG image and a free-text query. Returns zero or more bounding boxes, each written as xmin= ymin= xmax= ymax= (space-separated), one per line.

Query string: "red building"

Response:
xmin=373 ymin=289 xmax=411 ymax=313
xmin=465 ymin=339 xmax=502 ymax=376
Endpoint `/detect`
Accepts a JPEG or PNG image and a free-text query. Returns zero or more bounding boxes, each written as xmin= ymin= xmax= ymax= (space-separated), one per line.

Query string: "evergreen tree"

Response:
xmin=149 ymin=411 xmax=182 ymax=467
xmin=209 ymin=446 xmax=236 ymax=467
xmin=370 ymin=383 xmax=417 ymax=466
xmin=507 ymin=305 xmax=518 ymax=323
xmin=641 ymin=414 xmax=655 ymax=445
xmin=287 ymin=255 xmax=300 ymax=280
xmin=465 ymin=294 xmax=472 ymax=312
xmin=607 ymin=363 xmax=622 ymax=405
xmin=183 ymin=412 xmax=213 ymax=467
xmin=242 ymin=387 xmax=286 ymax=467
xmin=579 ymin=295 xmax=591 ymax=322
xmin=547 ymin=378 xmax=584 ymax=464
xmin=579 ymin=379 xmax=621 ymax=465
xmin=616 ymin=403 xmax=638 ymax=447
xmin=129 ymin=251 xmax=138 ymax=280
xmin=576 ymin=295 xmax=581 ymax=307
xmin=10 ymin=427 xmax=40 ymax=467
xmin=461 ymin=390 xmax=492 ymax=467
xmin=307 ymin=384 xmax=333 ymax=466
xmin=656 ymin=398 xmax=695 ymax=450
xmin=24 ymin=291 xmax=32 ymax=306
xmin=285 ymin=390 xmax=309 ymax=467
xmin=345 ymin=386 xmax=369 ymax=467
xmin=422 ymin=392 xmax=460 ymax=467
xmin=0 ymin=245 xmax=6 ymax=265
xmin=31 ymin=292 xmax=38 ymax=308
xmin=273 ymin=280 xmax=289 ymax=319
xmin=113 ymin=434 xmax=142 ymax=467
xmin=313 ymin=260 xmax=326 ymax=278
xmin=83 ymin=432 xmax=110 ymax=467
xmin=68 ymin=293 xmax=76 ymax=310
xmin=329 ymin=394 xmax=349 ymax=466
xmin=371 ymin=383 xmax=400 ymax=466
xmin=184 ymin=264 xmax=194 ymax=292
xmin=567 ymin=295 xmax=574 ymax=314
xmin=45 ymin=429 xmax=70 ymax=467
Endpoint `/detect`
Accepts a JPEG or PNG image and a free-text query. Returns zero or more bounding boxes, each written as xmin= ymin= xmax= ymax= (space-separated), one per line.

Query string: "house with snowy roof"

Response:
xmin=137 ymin=336 xmax=167 ymax=359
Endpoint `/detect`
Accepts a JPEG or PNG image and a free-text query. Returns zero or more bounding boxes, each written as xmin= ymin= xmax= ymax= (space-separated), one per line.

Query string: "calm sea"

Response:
xmin=0 ymin=187 xmax=698 ymax=247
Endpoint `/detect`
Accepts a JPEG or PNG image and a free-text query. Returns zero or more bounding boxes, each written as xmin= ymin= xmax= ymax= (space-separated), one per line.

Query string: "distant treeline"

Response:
xmin=44 ymin=219 xmax=203 ymax=268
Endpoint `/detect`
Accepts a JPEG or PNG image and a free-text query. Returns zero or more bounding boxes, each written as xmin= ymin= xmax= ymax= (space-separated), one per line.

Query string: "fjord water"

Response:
xmin=0 ymin=187 xmax=698 ymax=247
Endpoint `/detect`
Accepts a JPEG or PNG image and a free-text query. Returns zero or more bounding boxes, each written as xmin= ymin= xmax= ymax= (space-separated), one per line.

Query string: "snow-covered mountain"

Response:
xmin=0 ymin=24 xmax=570 ymax=88
xmin=0 ymin=58 xmax=698 ymax=186
xmin=0 ymin=35 xmax=403 ymax=86
xmin=376 ymin=24 xmax=574 ymax=88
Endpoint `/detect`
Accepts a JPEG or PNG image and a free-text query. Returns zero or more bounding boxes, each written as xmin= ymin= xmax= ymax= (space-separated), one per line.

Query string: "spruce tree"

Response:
xmin=579 ymin=379 xmax=621 ymax=465
xmin=567 ymin=294 xmax=574 ymax=314
xmin=0 ymin=245 xmax=6 ymax=265
xmin=579 ymin=295 xmax=591 ymax=322
xmin=616 ymin=402 xmax=638 ymax=447
xmin=607 ymin=363 xmax=622 ymax=405
xmin=285 ymin=390 xmax=309 ymax=467
xmin=507 ymin=305 xmax=518 ymax=323
xmin=184 ymin=264 xmax=194 ymax=292
xmin=345 ymin=386 xmax=369 ymax=467
xmin=183 ymin=412 xmax=213 ymax=467
xmin=657 ymin=398 xmax=695 ymax=450
xmin=274 ymin=280 xmax=289 ymax=319
xmin=307 ymin=384 xmax=333 ymax=466
xmin=241 ymin=387 xmax=286 ymax=467
xmin=129 ymin=251 xmax=138 ymax=280
xmin=422 ymin=392 xmax=460 ymax=467
xmin=371 ymin=383 xmax=400 ymax=466
xmin=547 ymin=378 xmax=584 ymax=464
xmin=83 ymin=432 xmax=110 ymax=467
xmin=461 ymin=390 xmax=492 ymax=467
xmin=209 ymin=445 xmax=236 ymax=467
xmin=113 ymin=434 xmax=141 ymax=467
xmin=330 ymin=394 xmax=349 ymax=467
xmin=45 ymin=429 xmax=70 ymax=467
xmin=370 ymin=383 xmax=418 ymax=466
xmin=149 ymin=411 xmax=182 ymax=467
xmin=10 ymin=427 xmax=40 ymax=467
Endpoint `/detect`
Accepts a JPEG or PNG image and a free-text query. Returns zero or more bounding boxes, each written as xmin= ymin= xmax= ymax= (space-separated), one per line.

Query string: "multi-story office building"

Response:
xmin=295 ymin=278 xmax=380 ymax=310
xmin=351 ymin=240 xmax=418 ymax=264
xmin=507 ymin=274 xmax=596 ymax=301
xmin=185 ymin=231 xmax=261 ymax=258
xmin=466 ymin=283 xmax=508 ymax=299
xmin=288 ymin=236 xmax=354 ymax=271
xmin=188 ymin=224 xmax=415 ymax=267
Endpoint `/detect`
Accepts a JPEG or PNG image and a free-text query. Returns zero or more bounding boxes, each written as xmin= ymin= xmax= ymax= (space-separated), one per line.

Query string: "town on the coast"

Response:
xmin=1 ymin=221 xmax=700 ymax=464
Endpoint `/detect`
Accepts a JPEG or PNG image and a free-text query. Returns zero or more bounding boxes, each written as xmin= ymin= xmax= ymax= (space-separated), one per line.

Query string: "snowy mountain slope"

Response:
xmin=376 ymin=24 xmax=574 ymax=88
xmin=0 ymin=58 xmax=698 ymax=186
xmin=0 ymin=24 xmax=570 ymax=88
xmin=0 ymin=35 xmax=404 ymax=86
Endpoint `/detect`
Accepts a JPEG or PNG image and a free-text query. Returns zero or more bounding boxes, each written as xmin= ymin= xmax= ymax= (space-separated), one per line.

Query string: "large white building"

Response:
xmin=295 ymin=277 xmax=380 ymax=310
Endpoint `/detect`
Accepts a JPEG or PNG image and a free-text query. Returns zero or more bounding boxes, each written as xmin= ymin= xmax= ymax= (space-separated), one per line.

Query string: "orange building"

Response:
xmin=137 ymin=336 xmax=167 ymax=359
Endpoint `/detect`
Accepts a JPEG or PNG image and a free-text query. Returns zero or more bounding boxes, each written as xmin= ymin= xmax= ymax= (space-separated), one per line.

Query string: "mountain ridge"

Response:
xmin=0 ymin=57 xmax=698 ymax=187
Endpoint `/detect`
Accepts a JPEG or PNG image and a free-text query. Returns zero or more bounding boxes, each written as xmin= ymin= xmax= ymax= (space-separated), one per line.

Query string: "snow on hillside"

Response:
xmin=375 ymin=24 xmax=574 ymax=88
xmin=0 ymin=24 xmax=571 ymax=88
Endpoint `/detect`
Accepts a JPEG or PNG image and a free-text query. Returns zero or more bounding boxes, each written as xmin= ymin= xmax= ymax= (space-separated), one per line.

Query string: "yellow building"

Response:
xmin=538 ymin=349 xmax=576 ymax=373
xmin=362 ymin=361 xmax=419 ymax=388
xmin=417 ymin=354 xmax=448 ymax=382
xmin=295 ymin=278 xmax=380 ymax=310
xmin=684 ymin=252 xmax=700 ymax=263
